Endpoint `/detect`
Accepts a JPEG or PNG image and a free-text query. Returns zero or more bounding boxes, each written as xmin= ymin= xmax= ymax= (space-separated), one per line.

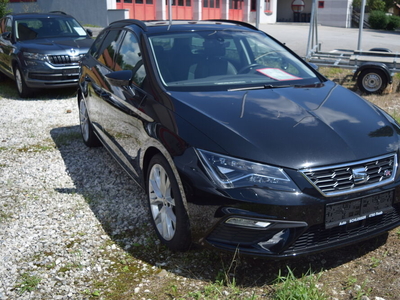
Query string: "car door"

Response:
xmin=98 ymin=29 xmax=149 ymax=180
xmin=83 ymin=28 xmax=125 ymax=133
xmin=0 ymin=17 xmax=15 ymax=77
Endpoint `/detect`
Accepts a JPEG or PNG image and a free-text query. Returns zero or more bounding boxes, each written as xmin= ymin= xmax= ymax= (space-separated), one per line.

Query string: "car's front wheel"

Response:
xmin=14 ymin=66 xmax=32 ymax=98
xmin=147 ymin=154 xmax=191 ymax=251
xmin=78 ymin=96 xmax=101 ymax=147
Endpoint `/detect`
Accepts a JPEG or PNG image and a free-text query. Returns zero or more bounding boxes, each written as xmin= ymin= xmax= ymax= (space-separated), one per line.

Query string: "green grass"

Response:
xmin=273 ymin=267 xmax=326 ymax=300
xmin=15 ymin=273 xmax=42 ymax=294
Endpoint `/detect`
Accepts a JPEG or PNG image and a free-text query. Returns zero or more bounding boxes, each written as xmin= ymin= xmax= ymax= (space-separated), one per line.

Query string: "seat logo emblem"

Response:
xmin=352 ymin=167 xmax=368 ymax=184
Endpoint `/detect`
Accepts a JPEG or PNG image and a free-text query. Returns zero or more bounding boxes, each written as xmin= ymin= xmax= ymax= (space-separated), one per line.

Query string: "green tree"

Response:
xmin=0 ymin=0 xmax=11 ymax=18
xmin=368 ymin=0 xmax=386 ymax=11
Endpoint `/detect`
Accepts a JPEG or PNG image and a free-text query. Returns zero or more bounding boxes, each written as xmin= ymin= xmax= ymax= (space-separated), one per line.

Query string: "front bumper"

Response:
xmin=201 ymin=203 xmax=400 ymax=258
xmin=177 ymin=150 xmax=400 ymax=258
xmin=22 ymin=61 xmax=80 ymax=89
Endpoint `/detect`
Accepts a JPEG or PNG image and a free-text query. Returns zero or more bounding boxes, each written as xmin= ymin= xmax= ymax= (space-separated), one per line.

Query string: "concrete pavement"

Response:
xmin=258 ymin=23 xmax=399 ymax=57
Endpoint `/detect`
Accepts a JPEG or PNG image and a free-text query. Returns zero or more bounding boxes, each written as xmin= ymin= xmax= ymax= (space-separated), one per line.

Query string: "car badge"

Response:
xmin=352 ymin=167 xmax=369 ymax=184
xmin=69 ymin=48 xmax=77 ymax=56
xmin=383 ymin=169 xmax=392 ymax=177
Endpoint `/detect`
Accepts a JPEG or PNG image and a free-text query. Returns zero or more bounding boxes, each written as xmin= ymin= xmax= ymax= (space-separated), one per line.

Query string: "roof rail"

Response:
xmin=49 ymin=11 xmax=67 ymax=15
xmin=109 ymin=19 xmax=147 ymax=31
xmin=205 ymin=19 xmax=259 ymax=31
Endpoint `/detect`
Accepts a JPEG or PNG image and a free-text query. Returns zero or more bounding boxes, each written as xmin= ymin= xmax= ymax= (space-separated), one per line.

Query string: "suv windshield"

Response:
xmin=15 ymin=16 xmax=87 ymax=41
xmin=149 ymin=30 xmax=320 ymax=91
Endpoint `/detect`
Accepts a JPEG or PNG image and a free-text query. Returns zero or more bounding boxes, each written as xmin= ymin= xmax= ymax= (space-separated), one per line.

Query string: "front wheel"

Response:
xmin=14 ymin=66 xmax=32 ymax=98
xmin=78 ymin=96 xmax=101 ymax=147
xmin=357 ymin=69 xmax=388 ymax=94
xmin=147 ymin=154 xmax=191 ymax=251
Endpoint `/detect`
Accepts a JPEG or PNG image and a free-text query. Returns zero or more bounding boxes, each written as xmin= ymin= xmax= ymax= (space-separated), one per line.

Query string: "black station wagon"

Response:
xmin=77 ymin=19 xmax=400 ymax=257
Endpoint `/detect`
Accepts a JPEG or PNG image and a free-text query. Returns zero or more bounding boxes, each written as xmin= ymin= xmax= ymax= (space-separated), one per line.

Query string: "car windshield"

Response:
xmin=15 ymin=16 xmax=88 ymax=41
xmin=149 ymin=30 xmax=321 ymax=91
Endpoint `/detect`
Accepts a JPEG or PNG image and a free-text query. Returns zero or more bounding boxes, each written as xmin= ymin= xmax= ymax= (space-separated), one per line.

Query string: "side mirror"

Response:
xmin=1 ymin=32 xmax=11 ymax=40
xmin=105 ymin=70 xmax=133 ymax=87
xmin=86 ymin=28 xmax=93 ymax=37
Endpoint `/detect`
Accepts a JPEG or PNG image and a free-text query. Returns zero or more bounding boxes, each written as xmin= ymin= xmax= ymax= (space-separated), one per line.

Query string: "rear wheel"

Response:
xmin=147 ymin=154 xmax=191 ymax=251
xmin=14 ymin=66 xmax=32 ymax=98
xmin=357 ymin=69 xmax=388 ymax=94
xmin=78 ymin=96 xmax=101 ymax=147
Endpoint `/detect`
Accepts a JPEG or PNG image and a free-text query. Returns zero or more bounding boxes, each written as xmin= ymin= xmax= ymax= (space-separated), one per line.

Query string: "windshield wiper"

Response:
xmin=228 ymin=82 xmax=323 ymax=92
xmin=228 ymin=84 xmax=294 ymax=92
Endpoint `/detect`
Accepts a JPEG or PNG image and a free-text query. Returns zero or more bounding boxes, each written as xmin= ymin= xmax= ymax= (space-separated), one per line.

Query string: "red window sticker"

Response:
xmin=256 ymin=68 xmax=302 ymax=81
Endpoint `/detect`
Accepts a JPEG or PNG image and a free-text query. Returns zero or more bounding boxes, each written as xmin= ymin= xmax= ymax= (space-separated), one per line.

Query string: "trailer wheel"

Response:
xmin=357 ymin=69 xmax=388 ymax=94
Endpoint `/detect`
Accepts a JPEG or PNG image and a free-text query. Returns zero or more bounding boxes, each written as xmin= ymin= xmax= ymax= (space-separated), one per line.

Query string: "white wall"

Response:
xmin=316 ymin=0 xmax=353 ymax=27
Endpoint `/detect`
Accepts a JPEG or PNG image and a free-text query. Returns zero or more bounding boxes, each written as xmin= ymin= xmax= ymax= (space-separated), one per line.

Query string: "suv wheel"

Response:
xmin=14 ymin=66 xmax=32 ymax=98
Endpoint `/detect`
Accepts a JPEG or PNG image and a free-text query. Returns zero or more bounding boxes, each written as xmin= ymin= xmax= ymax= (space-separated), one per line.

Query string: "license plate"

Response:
xmin=325 ymin=190 xmax=394 ymax=229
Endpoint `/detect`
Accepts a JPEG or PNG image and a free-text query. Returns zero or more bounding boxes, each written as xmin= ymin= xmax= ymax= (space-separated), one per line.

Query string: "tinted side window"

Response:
xmin=89 ymin=29 xmax=107 ymax=57
xmin=115 ymin=31 xmax=146 ymax=87
xmin=94 ymin=29 xmax=124 ymax=69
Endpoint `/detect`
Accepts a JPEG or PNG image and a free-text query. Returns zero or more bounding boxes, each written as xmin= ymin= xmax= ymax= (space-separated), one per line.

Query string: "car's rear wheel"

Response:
xmin=14 ymin=66 xmax=32 ymax=98
xmin=78 ymin=96 xmax=101 ymax=147
xmin=147 ymin=154 xmax=191 ymax=251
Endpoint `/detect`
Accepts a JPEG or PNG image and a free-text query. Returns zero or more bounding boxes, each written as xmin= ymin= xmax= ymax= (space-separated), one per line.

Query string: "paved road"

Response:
xmin=258 ymin=23 xmax=399 ymax=57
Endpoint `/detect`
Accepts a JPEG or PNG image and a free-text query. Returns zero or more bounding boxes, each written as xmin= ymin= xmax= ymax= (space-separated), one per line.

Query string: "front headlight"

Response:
xmin=23 ymin=52 xmax=48 ymax=61
xmin=196 ymin=149 xmax=298 ymax=192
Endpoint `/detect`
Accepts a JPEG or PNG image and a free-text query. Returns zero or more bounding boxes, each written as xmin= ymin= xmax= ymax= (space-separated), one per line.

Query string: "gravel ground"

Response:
xmin=1 ymin=89 xmax=400 ymax=300
xmin=0 ymin=95 xmax=152 ymax=299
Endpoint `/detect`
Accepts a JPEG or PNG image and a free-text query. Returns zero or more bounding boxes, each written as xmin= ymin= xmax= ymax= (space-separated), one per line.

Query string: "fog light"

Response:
xmin=225 ymin=217 xmax=271 ymax=228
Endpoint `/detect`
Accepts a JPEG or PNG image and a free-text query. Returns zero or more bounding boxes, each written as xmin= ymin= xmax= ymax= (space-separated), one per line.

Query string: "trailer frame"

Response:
xmin=305 ymin=0 xmax=400 ymax=93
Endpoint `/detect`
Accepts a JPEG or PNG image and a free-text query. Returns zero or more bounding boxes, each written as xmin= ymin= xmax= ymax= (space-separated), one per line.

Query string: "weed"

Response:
xmin=17 ymin=143 xmax=54 ymax=152
xmin=369 ymin=256 xmax=381 ymax=268
xmin=15 ymin=273 xmax=42 ymax=294
xmin=0 ymin=210 xmax=12 ymax=223
xmin=273 ymin=267 xmax=326 ymax=300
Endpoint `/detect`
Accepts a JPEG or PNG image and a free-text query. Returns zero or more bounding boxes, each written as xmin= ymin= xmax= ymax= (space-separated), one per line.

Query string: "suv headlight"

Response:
xmin=23 ymin=52 xmax=48 ymax=62
xmin=196 ymin=149 xmax=298 ymax=192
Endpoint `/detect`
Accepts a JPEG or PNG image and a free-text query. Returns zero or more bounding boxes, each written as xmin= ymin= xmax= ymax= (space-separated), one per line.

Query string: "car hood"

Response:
xmin=170 ymin=81 xmax=400 ymax=169
xmin=19 ymin=37 xmax=93 ymax=54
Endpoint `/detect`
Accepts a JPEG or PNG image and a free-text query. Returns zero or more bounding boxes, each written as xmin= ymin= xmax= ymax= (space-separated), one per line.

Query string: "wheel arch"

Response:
xmin=353 ymin=62 xmax=392 ymax=84
xmin=141 ymin=145 xmax=190 ymax=211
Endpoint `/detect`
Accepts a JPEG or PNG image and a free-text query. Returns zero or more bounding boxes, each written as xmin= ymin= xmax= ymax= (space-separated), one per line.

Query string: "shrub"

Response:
xmin=387 ymin=15 xmax=400 ymax=30
xmin=369 ymin=10 xmax=389 ymax=29
xmin=0 ymin=0 xmax=11 ymax=18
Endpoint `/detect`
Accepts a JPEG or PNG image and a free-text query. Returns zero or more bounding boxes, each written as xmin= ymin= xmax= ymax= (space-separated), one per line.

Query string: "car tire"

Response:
xmin=357 ymin=69 xmax=388 ymax=94
xmin=14 ymin=66 xmax=32 ymax=98
xmin=78 ymin=96 xmax=101 ymax=147
xmin=147 ymin=154 xmax=191 ymax=251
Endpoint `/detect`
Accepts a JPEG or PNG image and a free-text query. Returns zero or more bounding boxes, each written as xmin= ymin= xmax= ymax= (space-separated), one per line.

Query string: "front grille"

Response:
xmin=301 ymin=153 xmax=397 ymax=196
xmin=48 ymin=54 xmax=82 ymax=65
xmin=284 ymin=205 xmax=400 ymax=255
xmin=29 ymin=70 xmax=79 ymax=81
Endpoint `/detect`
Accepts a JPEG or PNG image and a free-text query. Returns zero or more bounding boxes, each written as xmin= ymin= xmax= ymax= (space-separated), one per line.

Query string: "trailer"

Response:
xmin=305 ymin=0 xmax=400 ymax=93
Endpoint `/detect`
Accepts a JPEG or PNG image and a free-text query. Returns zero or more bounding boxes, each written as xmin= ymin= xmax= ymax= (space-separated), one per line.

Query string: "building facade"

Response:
xmin=7 ymin=0 xmax=353 ymax=28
